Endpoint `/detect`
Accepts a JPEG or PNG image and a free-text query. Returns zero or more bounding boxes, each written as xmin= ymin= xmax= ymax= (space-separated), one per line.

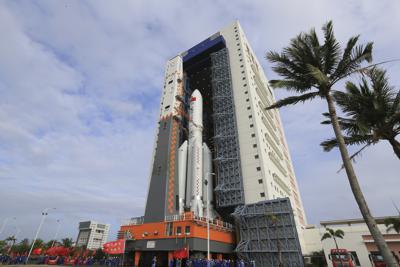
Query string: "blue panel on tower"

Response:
xmin=182 ymin=34 xmax=225 ymax=62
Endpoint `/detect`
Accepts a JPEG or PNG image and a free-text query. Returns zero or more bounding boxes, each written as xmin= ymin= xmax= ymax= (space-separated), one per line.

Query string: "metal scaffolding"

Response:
xmin=210 ymin=48 xmax=245 ymax=208
xmin=232 ymin=198 xmax=304 ymax=267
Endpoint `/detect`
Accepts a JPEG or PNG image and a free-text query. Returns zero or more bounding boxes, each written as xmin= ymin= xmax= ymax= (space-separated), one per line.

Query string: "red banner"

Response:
xmin=103 ymin=240 xmax=125 ymax=255
xmin=173 ymin=247 xmax=189 ymax=259
xmin=45 ymin=246 xmax=70 ymax=256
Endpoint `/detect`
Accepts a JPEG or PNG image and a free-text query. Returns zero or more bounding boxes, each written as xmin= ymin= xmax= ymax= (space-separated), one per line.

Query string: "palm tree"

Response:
xmin=321 ymin=68 xmax=400 ymax=159
xmin=266 ymin=21 xmax=398 ymax=266
xmin=33 ymin=238 xmax=44 ymax=249
xmin=61 ymin=238 xmax=73 ymax=248
xmin=384 ymin=217 xmax=400 ymax=233
xmin=321 ymin=228 xmax=344 ymax=249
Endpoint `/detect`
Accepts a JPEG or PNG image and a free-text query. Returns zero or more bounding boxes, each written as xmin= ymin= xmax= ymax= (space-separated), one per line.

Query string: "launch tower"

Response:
xmin=120 ymin=21 xmax=306 ymax=267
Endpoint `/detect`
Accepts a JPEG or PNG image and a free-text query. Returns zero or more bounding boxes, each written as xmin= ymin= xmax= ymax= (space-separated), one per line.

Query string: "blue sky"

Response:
xmin=0 ymin=0 xmax=399 ymax=242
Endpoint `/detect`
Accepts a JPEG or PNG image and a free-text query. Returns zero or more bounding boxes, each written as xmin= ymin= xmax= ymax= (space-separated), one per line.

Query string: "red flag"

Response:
xmin=32 ymin=248 xmax=42 ymax=255
xmin=173 ymin=247 xmax=189 ymax=259
xmin=103 ymin=240 xmax=125 ymax=255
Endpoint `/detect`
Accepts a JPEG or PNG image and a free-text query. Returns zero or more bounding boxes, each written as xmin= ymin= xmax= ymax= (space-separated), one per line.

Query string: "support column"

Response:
xmin=168 ymin=251 xmax=174 ymax=263
xmin=134 ymin=251 xmax=141 ymax=267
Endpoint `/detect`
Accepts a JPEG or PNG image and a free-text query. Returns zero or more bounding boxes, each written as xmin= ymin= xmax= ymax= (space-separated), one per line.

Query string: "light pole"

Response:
xmin=204 ymin=172 xmax=215 ymax=266
xmin=26 ymin=208 xmax=56 ymax=264
xmin=0 ymin=217 xmax=15 ymax=236
xmin=51 ymin=219 xmax=61 ymax=247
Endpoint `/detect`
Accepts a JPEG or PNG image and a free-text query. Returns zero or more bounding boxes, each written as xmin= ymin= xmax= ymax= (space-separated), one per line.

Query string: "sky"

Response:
xmin=0 ymin=0 xmax=399 ymax=242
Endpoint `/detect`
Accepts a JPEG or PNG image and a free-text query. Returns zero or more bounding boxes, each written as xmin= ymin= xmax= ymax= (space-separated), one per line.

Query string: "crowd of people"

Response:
xmin=167 ymin=258 xmax=256 ymax=267
xmin=0 ymin=254 xmax=122 ymax=266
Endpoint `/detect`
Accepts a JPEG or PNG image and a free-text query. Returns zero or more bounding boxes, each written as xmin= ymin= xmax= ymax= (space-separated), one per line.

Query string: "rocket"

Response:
xmin=178 ymin=89 xmax=214 ymax=218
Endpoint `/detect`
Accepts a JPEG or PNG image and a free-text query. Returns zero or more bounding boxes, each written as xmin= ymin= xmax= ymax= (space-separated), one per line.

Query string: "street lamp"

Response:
xmin=204 ymin=172 xmax=215 ymax=266
xmin=26 ymin=208 xmax=56 ymax=264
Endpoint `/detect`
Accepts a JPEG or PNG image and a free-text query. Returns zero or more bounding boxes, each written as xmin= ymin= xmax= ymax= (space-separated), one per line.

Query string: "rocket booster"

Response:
xmin=177 ymin=89 xmax=214 ymax=218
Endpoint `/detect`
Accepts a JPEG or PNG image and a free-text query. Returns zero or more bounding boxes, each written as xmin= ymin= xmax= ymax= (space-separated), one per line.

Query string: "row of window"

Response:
xmin=165 ymin=222 xmax=190 ymax=236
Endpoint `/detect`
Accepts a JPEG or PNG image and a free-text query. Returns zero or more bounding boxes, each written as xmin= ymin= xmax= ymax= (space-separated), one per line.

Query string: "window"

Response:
xmin=247 ymin=107 xmax=251 ymax=110
xmin=239 ymin=59 xmax=243 ymax=62
xmin=165 ymin=105 xmax=170 ymax=110
xmin=246 ymin=98 xmax=249 ymax=102
xmin=255 ymin=154 xmax=259 ymax=159
xmin=349 ymin=252 xmax=361 ymax=266
xmin=260 ymin=192 xmax=265 ymax=197
xmin=176 ymin=226 xmax=182 ymax=235
xmin=239 ymin=53 xmax=242 ymax=56
xmin=185 ymin=226 xmax=190 ymax=235
xmin=245 ymin=91 xmax=248 ymax=94
xmin=240 ymin=65 xmax=244 ymax=68
xmin=253 ymin=144 xmax=257 ymax=148
xmin=237 ymin=43 xmax=240 ymax=46
xmin=258 ymin=179 xmax=263 ymax=184
xmin=256 ymin=167 xmax=261 ymax=171
xmin=242 ymin=77 xmax=245 ymax=80
xmin=243 ymin=84 xmax=247 ymax=87
xmin=168 ymin=80 xmax=173 ymax=84
xmin=166 ymin=222 xmax=173 ymax=236
xmin=251 ymin=133 xmax=255 ymax=137
xmin=237 ymin=48 xmax=241 ymax=51
xmin=241 ymin=71 xmax=245 ymax=74
xmin=236 ymin=38 xmax=239 ymax=41
xmin=250 ymin=124 xmax=253 ymax=128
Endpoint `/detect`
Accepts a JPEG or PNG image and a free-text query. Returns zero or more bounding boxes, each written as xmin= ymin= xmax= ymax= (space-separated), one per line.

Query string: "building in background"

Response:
xmin=303 ymin=216 xmax=400 ymax=267
xmin=76 ymin=221 xmax=110 ymax=250
xmin=120 ymin=21 xmax=306 ymax=267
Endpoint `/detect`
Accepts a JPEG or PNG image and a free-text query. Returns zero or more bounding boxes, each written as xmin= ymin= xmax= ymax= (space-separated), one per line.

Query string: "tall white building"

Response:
xmin=76 ymin=221 xmax=110 ymax=250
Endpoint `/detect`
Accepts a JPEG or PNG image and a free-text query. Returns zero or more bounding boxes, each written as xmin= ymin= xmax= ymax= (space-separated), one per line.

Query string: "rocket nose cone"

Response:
xmin=191 ymin=89 xmax=203 ymax=101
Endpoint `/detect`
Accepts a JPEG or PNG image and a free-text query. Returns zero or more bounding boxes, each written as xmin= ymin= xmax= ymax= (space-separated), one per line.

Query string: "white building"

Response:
xmin=216 ymin=21 xmax=307 ymax=227
xmin=76 ymin=221 xmax=110 ymax=250
xmin=303 ymin=217 xmax=400 ymax=267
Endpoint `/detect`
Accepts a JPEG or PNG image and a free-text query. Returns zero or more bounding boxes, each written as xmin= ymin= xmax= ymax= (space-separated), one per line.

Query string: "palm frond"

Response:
xmin=321 ymin=232 xmax=332 ymax=241
xmin=265 ymin=92 xmax=320 ymax=110
xmin=321 ymin=134 xmax=373 ymax=152
xmin=332 ymin=42 xmax=373 ymax=83
xmin=322 ymin=21 xmax=341 ymax=75
xmin=334 ymin=229 xmax=345 ymax=239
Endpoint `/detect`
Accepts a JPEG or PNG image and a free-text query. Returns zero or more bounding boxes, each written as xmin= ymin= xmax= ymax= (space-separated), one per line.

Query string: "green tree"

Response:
xmin=266 ymin=21 xmax=398 ymax=266
xmin=15 ymin=238 xmax=30 ymax=254
xmin=33 ymin=238 xmax=44 ymax=249
xmin=61 ymin=238 xmax=73 ymax=248
xmin=384 ymin=217 xmax=400 ymax=233
xmin=321 ymin=228 xmax=344 ymax=249
xmin=0 ymin=240 xmax=7 ymax=253
xmin=321 ymin=68 xmax=400 ymax=159
xmin=45 ymin=240 xmax=58 ymax=249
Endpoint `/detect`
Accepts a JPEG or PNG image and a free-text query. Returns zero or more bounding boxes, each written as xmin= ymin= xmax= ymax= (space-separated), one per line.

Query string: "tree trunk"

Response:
xmin=333 ymin=237 xmax=339 ymax=250
xmin=388 ymin=138 xmax=400 ymax=159
xmin=326 ymin=94 xmax=398 ymax=267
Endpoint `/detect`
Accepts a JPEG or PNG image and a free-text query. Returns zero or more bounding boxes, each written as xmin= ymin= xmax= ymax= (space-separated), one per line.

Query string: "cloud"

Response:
xmin=0 ymin=0 xmax=399 ymax=242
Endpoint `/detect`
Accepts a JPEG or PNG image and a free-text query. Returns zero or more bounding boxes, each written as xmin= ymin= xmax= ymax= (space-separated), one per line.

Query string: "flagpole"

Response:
xmin=121 ymin=239 xmax=126 ymax=267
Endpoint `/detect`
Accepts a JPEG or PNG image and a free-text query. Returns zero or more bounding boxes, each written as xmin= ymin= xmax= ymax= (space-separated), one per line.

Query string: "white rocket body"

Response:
xmin=188 ymin=90 xmax=204 ymax=217
xmin=177 ymin=89 xmax=215 ymax=218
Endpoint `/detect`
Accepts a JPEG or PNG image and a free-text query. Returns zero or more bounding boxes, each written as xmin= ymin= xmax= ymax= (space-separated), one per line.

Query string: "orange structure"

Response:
xmin=118 ymin=212 xmax=235 ymax=266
